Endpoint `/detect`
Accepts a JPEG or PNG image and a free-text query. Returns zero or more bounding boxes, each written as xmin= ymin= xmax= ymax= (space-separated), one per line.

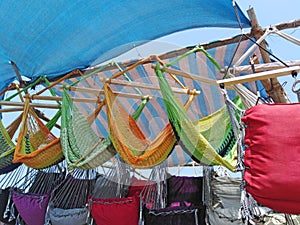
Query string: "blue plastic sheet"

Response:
xmin=0 ymin=0 xmax=250 ymax=92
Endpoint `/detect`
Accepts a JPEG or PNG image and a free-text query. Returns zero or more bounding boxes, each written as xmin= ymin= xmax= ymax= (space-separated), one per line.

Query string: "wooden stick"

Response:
xmin=217 ymin=66 xmax=300 ymax=87
xmin=101 ymin=77 xmax=201 ymax=95
xmin=163 ymin=67 xmax=218 ymax=86
xmin=0 ymin=101 xmax=60 ymax=109
xmin=30 ymin=95 xmax=101 ymax=104
xmin=0 ymin=107 xmax=24 ymax=113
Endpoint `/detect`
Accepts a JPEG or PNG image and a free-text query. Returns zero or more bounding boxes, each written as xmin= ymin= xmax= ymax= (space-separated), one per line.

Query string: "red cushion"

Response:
xmin=242 ymin=103 xmax=300 ymax=214
xmin=90 ymin=196 xmax=139 ymax=225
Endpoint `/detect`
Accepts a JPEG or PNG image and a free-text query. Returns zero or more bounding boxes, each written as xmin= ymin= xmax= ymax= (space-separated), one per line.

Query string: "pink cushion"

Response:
xmin=242 ymin=103 xmax=300 ymax=214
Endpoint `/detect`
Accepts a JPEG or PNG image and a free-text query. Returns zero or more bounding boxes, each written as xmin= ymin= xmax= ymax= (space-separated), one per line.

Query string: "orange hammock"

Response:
xmin=13 ymin=98 xmax=64 ymax=169
xmin=105 ymin=83 xmax=183 ymax=168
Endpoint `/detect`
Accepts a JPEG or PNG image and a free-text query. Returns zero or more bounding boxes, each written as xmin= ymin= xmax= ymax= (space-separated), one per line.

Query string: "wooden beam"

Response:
xmin=217 ymin=66 xmax=300 ymax=87
xmin=247 ymin=7 xmax=290 ymax=103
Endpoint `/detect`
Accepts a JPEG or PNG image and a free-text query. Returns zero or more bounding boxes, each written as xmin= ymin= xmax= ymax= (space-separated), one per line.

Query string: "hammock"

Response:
xmin=13 ymin=98 xmax=64 ymax=169
xmin=105 ymin=83 xmax=177 ymax=168
xmin=155 ymin=64 xmax=235 ymax=171
xmin=61 ymin=88 xmax=116 ymax=170
xmin=0 ymin=114 xmax=23 ymax=174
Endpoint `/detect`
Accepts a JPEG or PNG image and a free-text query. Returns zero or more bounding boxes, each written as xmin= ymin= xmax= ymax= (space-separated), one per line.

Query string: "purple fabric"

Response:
xmin=12 ymin=190 xmax=50 ymax=225
xmin=167 ymin=176 xmax=203 ymax=206
xmin=144 ymin=206 xmax=203 ymax=225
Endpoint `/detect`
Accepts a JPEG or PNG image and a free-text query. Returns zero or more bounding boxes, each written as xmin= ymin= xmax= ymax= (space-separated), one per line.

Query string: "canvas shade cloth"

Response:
xmin=52 ymin=39 xmax=262 ymax=167
xmin=242 ymin=103 xmax=300 ymax=214
xmin=0 ymin=1 xmax=250 ymax=93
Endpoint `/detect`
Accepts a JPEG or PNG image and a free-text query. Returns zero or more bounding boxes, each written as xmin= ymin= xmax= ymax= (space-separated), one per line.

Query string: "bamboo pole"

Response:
xmin=58 ymin=86 xmax=152 ymax=100
xmin=217 ymin=66 xmax=300 ymax=87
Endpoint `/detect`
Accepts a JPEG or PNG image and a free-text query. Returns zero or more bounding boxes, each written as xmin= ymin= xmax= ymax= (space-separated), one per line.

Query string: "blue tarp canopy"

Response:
xmin=0 ymin=0 xmax=250 ymax=92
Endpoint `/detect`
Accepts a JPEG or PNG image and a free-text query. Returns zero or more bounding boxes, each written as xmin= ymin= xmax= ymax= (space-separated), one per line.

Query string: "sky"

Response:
xmin=123 ymin=0 xmax=300 ymax=102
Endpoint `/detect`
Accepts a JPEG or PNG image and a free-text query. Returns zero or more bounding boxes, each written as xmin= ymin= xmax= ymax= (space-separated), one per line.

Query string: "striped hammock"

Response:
xmin=13 ymin=98 xmax=64 ymax=169
xmin=155 ymin=64 xmax=236 ymax=171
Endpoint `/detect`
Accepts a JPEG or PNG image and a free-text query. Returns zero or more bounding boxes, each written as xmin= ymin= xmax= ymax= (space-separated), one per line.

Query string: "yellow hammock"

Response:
xmin=104 ymin=83 xmax=177 ymax=168
xmin=13 ymin=98 xmax=64 ymax=169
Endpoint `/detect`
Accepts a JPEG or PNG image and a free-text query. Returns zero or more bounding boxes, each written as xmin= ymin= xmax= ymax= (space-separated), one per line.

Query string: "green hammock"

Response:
xmin=60 ymin=88 xmax=148 ymax=170
xmin=155 ymin=64 xmax=236 ymax=171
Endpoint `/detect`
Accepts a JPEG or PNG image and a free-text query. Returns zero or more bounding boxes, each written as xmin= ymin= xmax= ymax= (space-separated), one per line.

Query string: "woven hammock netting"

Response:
xmin=0 ymin=39 xmax=263 ymax=171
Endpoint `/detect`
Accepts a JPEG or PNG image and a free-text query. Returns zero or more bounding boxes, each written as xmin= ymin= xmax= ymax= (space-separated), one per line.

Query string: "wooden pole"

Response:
xmin=0 ymin=101 xmax=60 ymax=109
xmin=247 ymin=7 xmax=290 ymax=103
